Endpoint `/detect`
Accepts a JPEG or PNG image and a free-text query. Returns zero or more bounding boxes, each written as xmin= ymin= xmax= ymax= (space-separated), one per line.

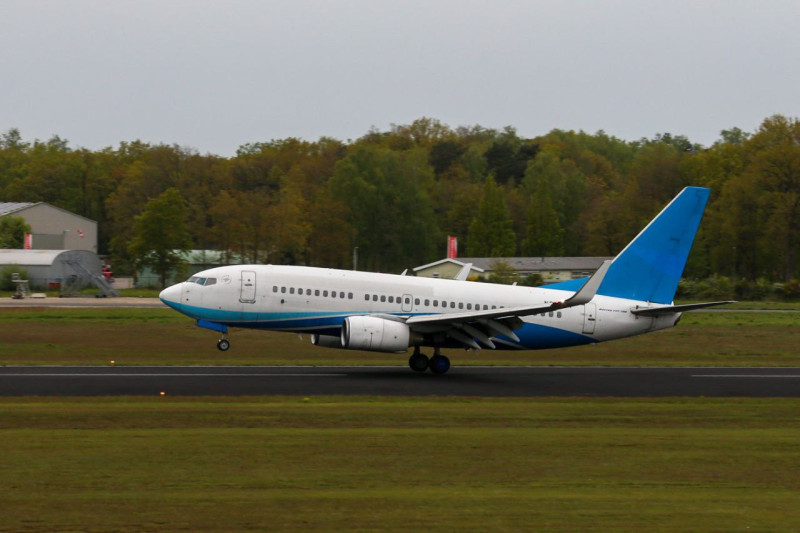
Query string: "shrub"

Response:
xmin=0 ymin=265 xmax=29 ymax=291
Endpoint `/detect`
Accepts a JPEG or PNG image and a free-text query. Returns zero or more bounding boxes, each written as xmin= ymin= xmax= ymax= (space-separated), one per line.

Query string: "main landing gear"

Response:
xmin=409 ymin=347 xmax=451 ymax=374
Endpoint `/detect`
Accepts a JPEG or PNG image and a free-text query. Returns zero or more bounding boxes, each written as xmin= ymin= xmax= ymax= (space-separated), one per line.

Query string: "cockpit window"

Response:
xmin=187 ymin=276 xmax=216 ymax=286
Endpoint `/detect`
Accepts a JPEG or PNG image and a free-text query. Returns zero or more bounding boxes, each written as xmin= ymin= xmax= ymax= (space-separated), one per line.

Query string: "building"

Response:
xmin=0 ymin=249 xmax=116 ymax=296
xmin=135 ymin=250 xmax=234 ymax=288
xmin=413 ymin=256 xmax=612 ymax=283
xmin=0 ymin=202 xmax=97 ymax=253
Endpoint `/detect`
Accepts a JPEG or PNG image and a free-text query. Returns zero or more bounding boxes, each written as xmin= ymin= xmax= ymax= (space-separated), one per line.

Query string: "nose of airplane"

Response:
xmin=159 ymin=283 xmax=182 ymax=307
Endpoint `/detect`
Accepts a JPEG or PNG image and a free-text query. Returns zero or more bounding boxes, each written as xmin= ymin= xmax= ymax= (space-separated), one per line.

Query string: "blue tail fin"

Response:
xmin=597 ymin=186 xmax=710 ymax=304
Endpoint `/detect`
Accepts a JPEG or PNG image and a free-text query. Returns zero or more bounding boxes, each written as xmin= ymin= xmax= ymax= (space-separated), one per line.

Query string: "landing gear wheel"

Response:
xmin=429 ymin=354 xmax=451 ymax=374
xmin=409 ymin=352 xmax=429 ymax=372
xmin=217 ymin=339 xmax=230 ymax=351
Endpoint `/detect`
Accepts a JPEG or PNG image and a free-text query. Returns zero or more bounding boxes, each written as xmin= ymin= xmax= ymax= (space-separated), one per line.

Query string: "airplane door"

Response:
xmin=240 ymin=270 xmax=256 ymax=303
xmin=401 ymin=294 xmax=413 ymax=313
xmin=582 ymin=303 xmax=597 ymax=334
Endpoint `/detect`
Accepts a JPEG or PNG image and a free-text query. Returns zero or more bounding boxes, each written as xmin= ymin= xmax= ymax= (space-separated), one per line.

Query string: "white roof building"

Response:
xmin=413 ymin=256 xmax=612 ymax=282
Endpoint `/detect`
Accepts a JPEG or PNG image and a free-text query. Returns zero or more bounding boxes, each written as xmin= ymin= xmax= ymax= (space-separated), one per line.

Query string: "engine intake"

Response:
xmin=341 ymin=316 xmax=412 ymax=353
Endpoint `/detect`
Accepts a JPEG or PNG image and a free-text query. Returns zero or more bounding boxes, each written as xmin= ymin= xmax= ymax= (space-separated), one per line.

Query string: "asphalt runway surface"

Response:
xmin=2 ymin=366 xmax=799 ymax=397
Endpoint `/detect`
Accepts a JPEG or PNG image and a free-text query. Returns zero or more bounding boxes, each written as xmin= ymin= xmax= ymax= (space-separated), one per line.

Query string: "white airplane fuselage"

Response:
xmin=160 ymin=264 xmax=678 ymax=350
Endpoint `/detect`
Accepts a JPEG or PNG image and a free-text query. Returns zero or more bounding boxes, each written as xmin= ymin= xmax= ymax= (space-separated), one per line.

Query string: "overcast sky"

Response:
xmin=2 ymin=1 xmax=799 ymax=156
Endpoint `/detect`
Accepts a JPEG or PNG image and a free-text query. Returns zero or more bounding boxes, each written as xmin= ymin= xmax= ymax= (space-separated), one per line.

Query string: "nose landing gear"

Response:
xmin=217 ymin=337 xmax=230 ymax=351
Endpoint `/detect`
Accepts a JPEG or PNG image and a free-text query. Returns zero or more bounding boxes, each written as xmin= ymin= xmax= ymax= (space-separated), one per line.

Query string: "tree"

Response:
xmin=523 ymin=177 xmax=564 ymax=256
xmin=127 ymin=188 xmax=193 ymax=288
xmin=465 ymin=175 xmax=517 ymax=257
xmin=0 ymin=216 xmax=31 ymax=248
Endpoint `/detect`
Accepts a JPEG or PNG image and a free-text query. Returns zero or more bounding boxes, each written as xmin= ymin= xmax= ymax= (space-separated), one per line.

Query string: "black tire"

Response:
xmin=409 ymin=353 xmax=429 ymax=372
xmin=217 ymin=339 xmax=230 ymax=351
xmin=429 ymin=355 xmax=450 ymax=374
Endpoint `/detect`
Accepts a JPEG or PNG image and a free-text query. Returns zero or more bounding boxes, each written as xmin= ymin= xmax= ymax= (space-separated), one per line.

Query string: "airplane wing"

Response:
xmin=402 ymin=260 xmax=611 ymax=349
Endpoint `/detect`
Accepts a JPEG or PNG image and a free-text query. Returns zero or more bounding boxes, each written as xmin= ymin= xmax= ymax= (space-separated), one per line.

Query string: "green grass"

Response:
xmin=1 ymin=397 xmax=799 ymax=531
xmin=2 ymin=307 xmax=799 ymax=366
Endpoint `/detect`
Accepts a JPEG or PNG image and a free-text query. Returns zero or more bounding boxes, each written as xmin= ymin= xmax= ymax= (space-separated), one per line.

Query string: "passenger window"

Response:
xmin=388 ymin=296 xmax=394 ymax=303
xmin=290 ymin=288 xmax=295 ymax=294
xmin=549 ymin=311 xmax=554 ymax=317
xmin=458 ymin=303 xmax=464 ymax=309
xmin=365 ymin=294 xmax=370 ymax=301
xmin=315 ymin=289 xmax=320 ymax=296
xmin=281 ymin=287 xmax=286 ymax=294
xmin=348 ymin=293 xmax=353 ymax=299
xmin=404 ymin=297 xmax=410 ymax=304
xmin=433 ymin=300 xmax=438 ymax=307
xmin=415 ymin=298 xmax=420 ymax=305
xmin=557 ymin=311 xmax=562 ymax=318
xmin=373 ymin=295 xmax=378 ymax=301
xmin=424 ymin=299 xmax=430 ymax=306
xmin=340 ymin=292 xmax=345 ymax=298
xmin=323 ymin=290 xmax=328 ymax=297
xmin=273 ymin=286 xmax=278 ymax=293
xmin=331 ymin=291 xmax=337 ymax=298
xmin=442 ymin=301 xmax=447 ymax=307
xmin=467 ymin=303 xmax=472 ymax=310
xmin=450 ymin=302 xmax=455 ymax=308
xmin=381 ymin=295 xmax=386 ymax=302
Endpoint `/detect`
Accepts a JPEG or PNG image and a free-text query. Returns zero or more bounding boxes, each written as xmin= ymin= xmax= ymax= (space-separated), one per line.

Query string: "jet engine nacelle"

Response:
xmin=341 ymin=316 xmax=412 ymax=353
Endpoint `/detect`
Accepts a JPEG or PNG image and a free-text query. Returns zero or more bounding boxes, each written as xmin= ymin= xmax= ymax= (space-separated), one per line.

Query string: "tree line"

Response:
xmin=1 ymin=115 xmax=799 ymax=288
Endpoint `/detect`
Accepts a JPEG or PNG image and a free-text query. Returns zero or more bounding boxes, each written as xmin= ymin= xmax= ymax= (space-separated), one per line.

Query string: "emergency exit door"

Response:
xmin=582 ymin=303 xmax=597 ymax=334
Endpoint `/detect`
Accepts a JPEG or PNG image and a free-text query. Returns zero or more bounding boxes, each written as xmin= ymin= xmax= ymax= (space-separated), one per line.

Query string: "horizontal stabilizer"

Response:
xmin=631 ymin=301 xmax=736 ymax=316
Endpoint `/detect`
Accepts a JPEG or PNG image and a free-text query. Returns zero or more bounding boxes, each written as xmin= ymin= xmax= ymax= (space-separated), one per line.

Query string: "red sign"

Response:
xmin=447 ymin=236 xmax=457 ymax=258
xmin=24 ymin=233 xmax=32 ymax=249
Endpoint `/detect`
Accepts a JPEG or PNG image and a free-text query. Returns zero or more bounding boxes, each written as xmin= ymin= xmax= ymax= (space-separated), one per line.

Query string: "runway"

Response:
xmin=2 ymin=366 xmax=799 ymax=397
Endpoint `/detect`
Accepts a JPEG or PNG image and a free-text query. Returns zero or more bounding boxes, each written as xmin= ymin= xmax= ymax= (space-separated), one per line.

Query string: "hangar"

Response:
xmin=0 ymin=202 xmax=97 ymax=252
xmin=0 ymin=249 xmax=118 ymax=296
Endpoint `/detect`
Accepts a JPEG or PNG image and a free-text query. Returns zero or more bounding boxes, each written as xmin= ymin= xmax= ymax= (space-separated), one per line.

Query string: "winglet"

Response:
xmin=557 ymin=260 xmax=611 ymax=307
xmin=454 ymin=263 xmax=473 ymax=281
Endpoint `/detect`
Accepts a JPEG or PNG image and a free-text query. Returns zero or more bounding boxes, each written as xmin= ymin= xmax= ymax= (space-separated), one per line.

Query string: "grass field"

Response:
xmin=1 ymin=306 xmax=799 ymax=366
xmin=1 ymin=397 xmax=799 ymax=532
xmin=2 ymin=306 xmax=799 ymax=531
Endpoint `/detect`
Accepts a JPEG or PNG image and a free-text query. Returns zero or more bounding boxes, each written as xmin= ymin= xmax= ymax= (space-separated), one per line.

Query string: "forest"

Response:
xmin=1 ymin=114 xmax=799 ymax=297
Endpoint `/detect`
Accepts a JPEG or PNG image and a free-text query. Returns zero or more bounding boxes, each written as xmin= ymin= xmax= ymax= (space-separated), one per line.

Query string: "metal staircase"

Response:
xmin=60 ymin=258 xmax=120 ymax=297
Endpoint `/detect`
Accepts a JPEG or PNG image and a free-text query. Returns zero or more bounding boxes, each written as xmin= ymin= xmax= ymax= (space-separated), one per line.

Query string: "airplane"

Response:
xmin=159 ymin=186 xmax=734 ymax=374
